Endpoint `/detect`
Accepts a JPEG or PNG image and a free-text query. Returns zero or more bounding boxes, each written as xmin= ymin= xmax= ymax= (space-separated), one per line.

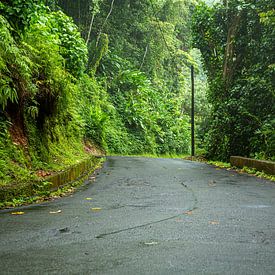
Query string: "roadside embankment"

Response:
xmin=0 ymin=156 xmax=103 ymax=208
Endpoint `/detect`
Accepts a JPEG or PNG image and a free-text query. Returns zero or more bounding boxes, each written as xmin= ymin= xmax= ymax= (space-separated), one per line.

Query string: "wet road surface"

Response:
xmin=0 ymin=156 xmax=275 ymax=274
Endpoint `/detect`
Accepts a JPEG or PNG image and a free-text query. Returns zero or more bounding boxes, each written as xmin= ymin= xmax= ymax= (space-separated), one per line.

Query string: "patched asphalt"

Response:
xmin=0 ymin=156 xmax=275 ymax=274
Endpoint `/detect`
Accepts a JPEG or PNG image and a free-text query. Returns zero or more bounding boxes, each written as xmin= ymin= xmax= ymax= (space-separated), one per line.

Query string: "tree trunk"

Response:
xmin=96 ymin=0 xmax=115 ymax=47
xmin=223 ymin=13 xmax=241 ymax=90
xmin=86 ymin=13 xmax=95 ymax=45
xmin=139 ymin=44 xmax=149 ymax=70
xmin=223 ymin=0 xmax=228 ymax=9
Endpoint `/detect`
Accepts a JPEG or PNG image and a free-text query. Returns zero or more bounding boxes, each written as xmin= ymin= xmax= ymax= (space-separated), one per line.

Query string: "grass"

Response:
xmin=0 ymin=158 xmax=104 ymax=210
xmin=207 ymin=160 xmax=275 ymax=182
xmin=108 ymin=153 xmax=190 ymax=159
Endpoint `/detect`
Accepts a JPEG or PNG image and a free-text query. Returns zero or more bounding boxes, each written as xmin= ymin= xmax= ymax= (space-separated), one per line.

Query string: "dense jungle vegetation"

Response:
xmin=193 ymin=0 xmax=275 ymax=161
xmin=0 ymin=0 xmax=274 ymax=187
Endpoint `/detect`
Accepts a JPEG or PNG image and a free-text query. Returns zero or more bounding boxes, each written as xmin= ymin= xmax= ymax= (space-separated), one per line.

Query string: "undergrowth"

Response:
xmin=208 ymin=160 xmax=275 ymax=182
xmin=0 ymin=158 xmax=104 ymax=209
xmin=0 ymin=1 xmax=195 ymax=193
xmin=0 ymin=8 xmax=92 ymax=188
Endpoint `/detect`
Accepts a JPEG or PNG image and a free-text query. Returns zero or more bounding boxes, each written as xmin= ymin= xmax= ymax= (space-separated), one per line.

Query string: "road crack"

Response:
xmin=95 ymin=182 xmax=198 ymax=239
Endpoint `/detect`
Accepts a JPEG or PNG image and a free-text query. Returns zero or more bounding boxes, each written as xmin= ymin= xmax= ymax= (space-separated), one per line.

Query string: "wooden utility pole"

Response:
xmin=191 ymin=65 xmax=195 ymax=157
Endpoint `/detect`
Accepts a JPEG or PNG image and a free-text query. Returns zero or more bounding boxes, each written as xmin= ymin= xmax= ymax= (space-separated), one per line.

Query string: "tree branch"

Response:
xmin=86 ymin=13 xmax=95 ymax=45
xmin=139 ymin=44 xmax=149 ymax=70
xmin=96 ymin=0 xmax=115 ymax=47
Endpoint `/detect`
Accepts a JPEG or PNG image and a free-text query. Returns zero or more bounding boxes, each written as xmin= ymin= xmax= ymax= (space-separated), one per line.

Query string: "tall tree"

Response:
xmin=192 ymin=0 xmax=275 ymax=160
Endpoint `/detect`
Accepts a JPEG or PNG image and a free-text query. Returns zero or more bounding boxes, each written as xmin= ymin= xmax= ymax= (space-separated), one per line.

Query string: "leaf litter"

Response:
xmin=91 ymin=207 xmax=102 ymax=211
xmin=11 ymin=212 xmax=25 ymax=215
xmin=49 ymin=210 xmax=62 ymax=214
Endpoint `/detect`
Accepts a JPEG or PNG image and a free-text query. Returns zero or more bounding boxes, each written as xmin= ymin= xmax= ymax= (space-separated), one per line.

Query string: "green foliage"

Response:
xmin=56 ymin=0 xmax=197 ymax=155
xmin=207 ymin=160 xmax=275 ymax=181
xmin=0 ymin=117 xmax=37 ymax=186
xmin=0 ymin=0 xmax=207 ymax=193
xmin=250 ymin=118 xmax=275 ymax=161
xmin=105 ymin=62 xmax=190 ymax=155
xmin=240 ymin=166 xmax=275 ymax=182
xmin=88 ymin=33 xmax=109 ymax=73
xmin=0 ymin=1 xmax=90 ymax=188
xmin=0 ymin=15 xmax=34 ymax=110
xmin=0 ymin=0 xmax=46 ymax=32
xmin=26 ymin=9 xmax=88 ymax=77
xmin=77 ymin=75 xmax=112 ymax=147
xmin=51 ymin=11 xmax=88 ymax=77
xmin=192 ymin=0 xmax=275 ymax=161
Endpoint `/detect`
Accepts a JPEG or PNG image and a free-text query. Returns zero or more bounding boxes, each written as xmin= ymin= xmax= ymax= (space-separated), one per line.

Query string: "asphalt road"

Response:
xmin=0 ymin=156 xmax=275 ymax=274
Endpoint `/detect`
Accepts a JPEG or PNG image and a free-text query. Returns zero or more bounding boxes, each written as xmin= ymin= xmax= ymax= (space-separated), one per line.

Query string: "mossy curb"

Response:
xmin=230 ymin=156 xmax=275 ymax=175
xmin=0 ymin=156 xmax=102 ymax=203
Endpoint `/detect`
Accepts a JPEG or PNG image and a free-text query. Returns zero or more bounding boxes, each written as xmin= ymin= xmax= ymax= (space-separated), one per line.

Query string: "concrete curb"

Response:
xmin=0 ymin=156 xmax=102 ymax=202
xmin=230 ymin=156 xmax=275 ymax=175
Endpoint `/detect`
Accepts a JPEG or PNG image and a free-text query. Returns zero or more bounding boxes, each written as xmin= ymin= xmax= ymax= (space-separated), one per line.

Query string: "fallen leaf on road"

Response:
xmin=184 ymin=210 xmax=193 ymax=215
xmin=49 ymin=210 xmax=62 ymax=214
xmin=11 ymin=212 xmax=25 ymax=215
xmin=215 ymin=168 xmax=221 ymax=170
xmin=208 ymin=180 xmax=216 ymax=187
xmin=59 ymin=227 xmax=69 ymax=233
xmin=86 ymin=198 xmax=93 ymax=200
xmin=144 ymin=242 xmax=158 ymax=245
xmin=209 ymin=220 xmax=219 ymax=225
xmin=91 ymin=208 xmax=102 ymax=211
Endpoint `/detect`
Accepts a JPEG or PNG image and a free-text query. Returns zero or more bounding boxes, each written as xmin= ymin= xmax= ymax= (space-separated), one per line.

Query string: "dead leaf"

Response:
xmin=11 ymin=212 xmax=25 ymax=215
xmin=184 ymin=210 xmax=193 ymax=215
xmin=208 ymin=180 xmax=216 ymax=187
xmin=49 ymin=210 xmax=62 ymax=214
xmin=59 ymin=227 xmax=69 ymax=233
xmin=36 ymin=170 xmax=52 ymax=177
xmin=209 ymin=220 xmax=219 ymax=225
xmin=86 ymin=198 xmax=93 ymax=200
xmin=144 ymin=242 xmax=158 ymax=245
xmin=91 ymin=207 xmax=102 ymax=211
